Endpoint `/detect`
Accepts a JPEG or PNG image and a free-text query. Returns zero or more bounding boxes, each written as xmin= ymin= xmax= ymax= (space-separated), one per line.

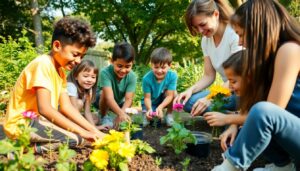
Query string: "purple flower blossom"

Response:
xmin=172 ymin=103 xmax=184 ymax=112
xmin=22 ymin=111 xmax=37 ymax=120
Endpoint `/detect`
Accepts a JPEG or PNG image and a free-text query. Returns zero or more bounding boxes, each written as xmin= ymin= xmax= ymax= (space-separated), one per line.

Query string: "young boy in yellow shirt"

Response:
xmin=2 ymin=17 xmax=104 ymax=153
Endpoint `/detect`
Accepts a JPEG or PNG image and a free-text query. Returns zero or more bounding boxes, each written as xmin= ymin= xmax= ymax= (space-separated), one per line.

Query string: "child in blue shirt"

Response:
xmin=142 ymin=47 xmax=178 ymax=126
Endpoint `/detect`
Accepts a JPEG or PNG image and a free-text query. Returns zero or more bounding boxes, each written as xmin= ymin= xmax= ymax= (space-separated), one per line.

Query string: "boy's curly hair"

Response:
xmin=52 ymin=17 xmax=96 ymax=48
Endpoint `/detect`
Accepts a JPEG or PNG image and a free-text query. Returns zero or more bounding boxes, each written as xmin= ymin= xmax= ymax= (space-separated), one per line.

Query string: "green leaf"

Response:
xmin=119 ymin=162 xmax=129 ymax=171
xmin=56 ymin=162 xmax=70 ymax=171
xmin=21 ymin=151 xmax=35 ymax=164
xmin=0 ymin=140 xmax=18 ymax=154
xmin=83 ymin=160 xmax=95 ymax=171
xmin=159 ymin=136 xmax=168 ymax=145
xmin=119 ymin=121 xmax=130 ymax=131
xmin=58 ymin=145 xmax=76 ymax=161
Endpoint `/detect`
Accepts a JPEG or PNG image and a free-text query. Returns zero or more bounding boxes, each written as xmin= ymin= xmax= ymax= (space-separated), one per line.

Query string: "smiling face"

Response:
xmin=76 ymin=69 xmax=97 ymax=90
xmin=191 ymin=11 xmax=219 ymax=38
xmin=52 ymin=41 xmax=87 ymax=71
xmin=224 ymin=67 xmax=242 ymax=96
xmin=151 ymin=62 xmax=170 ymax=82
xmin=111 ymin=58 xmax=133 ymax=80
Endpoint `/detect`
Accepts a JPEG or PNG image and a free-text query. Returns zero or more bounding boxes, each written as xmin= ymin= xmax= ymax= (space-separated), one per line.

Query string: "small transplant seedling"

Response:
xmin=160 ymin=122 xmax=196 ymax=155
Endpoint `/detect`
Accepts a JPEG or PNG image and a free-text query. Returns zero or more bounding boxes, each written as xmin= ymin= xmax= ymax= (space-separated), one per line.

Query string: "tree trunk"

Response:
xmin=31 ymin=0 xmax=44 ymax=53
xmin=59 ymin=0 xmax=66 ymax=17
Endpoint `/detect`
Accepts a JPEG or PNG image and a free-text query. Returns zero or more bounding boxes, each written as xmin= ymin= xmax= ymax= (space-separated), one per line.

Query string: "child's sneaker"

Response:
xmin=212 ymin=159 xmax=240 ymax=171
xmin=253 ymin=162 xmax=296 ymax=171
xmin=166 ymin=114 xmax=174 ymax=126
xmin=101 ymin=115 xmax=114 ymax=128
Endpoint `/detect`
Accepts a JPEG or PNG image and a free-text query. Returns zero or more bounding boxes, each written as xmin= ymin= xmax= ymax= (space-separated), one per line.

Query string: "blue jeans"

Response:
xmin=183 ymin=90 xmax=238 ymax=113
xmin=225 ymin=102 xmax=300 ymax=169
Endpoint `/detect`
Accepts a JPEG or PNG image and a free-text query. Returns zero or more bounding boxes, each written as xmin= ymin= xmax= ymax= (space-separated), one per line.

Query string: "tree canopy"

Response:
xmin=0 ymin=0 xmax=298 ymax=64
xmin=73 ymin=0 xmax=201 ymax=64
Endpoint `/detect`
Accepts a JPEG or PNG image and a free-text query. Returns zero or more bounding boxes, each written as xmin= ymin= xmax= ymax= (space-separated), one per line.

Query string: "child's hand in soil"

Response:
xmin=219 ymin=124 xmax=238 ymax=151
xmin=146 ymin=109 xmax=153 ymax=120
xmin=114 ymin=113 xmax=131 ymax=129
xmin=81 ymin=130 xmax=105 ymax=142
xmin=155 ymin=108 xmax=164 ymax=119
xmin=96 ymin=125 xmax=111 ymax=131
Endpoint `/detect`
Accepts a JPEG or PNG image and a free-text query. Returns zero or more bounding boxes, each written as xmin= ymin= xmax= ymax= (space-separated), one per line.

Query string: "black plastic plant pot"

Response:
xmin=186 ymin=131 xmax=213 ymax=158
xmin=131 ymin=130 xmax=143 ymax=140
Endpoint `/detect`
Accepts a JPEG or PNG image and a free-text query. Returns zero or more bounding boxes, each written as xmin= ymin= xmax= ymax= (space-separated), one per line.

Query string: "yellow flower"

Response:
xmin=109 ymin=130 xmax=124 ymax=141
xmin=90 ymin=150 xmax=109 ymax=170
xmin=92 ymin=138 xmax=110 ymax=149
xmin=108 ymin=141 xmax=120 ymax=152
xmin=118 ymin=142 xmax=136 ymax=158
xmin=207 ymin=85 xmax=231 ymax=99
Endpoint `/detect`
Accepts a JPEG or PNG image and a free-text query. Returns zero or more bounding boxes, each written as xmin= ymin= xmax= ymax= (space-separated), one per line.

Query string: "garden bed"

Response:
xmin=36 ymin=118 xmax=270 ymax=171
xmin=1 ymin=116 xmax=299 ymax=171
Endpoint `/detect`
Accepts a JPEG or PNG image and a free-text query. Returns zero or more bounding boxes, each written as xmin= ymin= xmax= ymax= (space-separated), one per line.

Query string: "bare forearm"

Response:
xmin=157 ymin=95 xmax=173 ymax=110
xmin=144 ymin=98 xmax=152 ymax=111
xmin=189 ymin=75 xmax=215 ymax=94
xmin=61 ymin=104 xmax=97 ymax=132
xmin=85 ymin=112 xmax=96 ymax=126
xmin=106 ymin=98 xmax=125 ymax=116
xmin=121 ymin=99 xmax=133 ymax=111
xmin=226 ymin=114 xmax=247 ymax=125
xmin=39 ymin=106 xmax=87 ymax=135
xmin=84 ymin=100 xmax=96 ymax=125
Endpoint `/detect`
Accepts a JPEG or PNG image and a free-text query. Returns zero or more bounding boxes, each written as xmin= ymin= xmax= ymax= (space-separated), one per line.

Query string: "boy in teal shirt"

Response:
xmin=142 ymin=47 xmax=178 ymax=126
xmin=99 ymin=42 xmax=137 ymax=128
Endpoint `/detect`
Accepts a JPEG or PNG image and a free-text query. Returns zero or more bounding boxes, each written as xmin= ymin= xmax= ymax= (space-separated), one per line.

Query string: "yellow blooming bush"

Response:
xmin=84 ymin=130 xmax=155 ymax=171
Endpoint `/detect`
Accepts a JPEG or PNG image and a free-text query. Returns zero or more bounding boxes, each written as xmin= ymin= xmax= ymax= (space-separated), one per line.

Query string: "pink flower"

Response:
xmin=22 ymin=111 xmax=38 ymax=120
xmin=173 ymin=103 xmax=184 ymax=112
xmin=150 ymin=111 xmax=157 ymax=117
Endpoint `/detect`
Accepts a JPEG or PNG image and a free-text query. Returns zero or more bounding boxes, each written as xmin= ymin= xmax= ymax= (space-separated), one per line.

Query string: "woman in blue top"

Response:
xmin=213 ymin=0 xmax=300 ymax=170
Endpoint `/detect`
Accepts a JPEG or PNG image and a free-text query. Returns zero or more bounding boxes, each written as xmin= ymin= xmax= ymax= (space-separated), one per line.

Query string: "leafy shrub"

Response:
xmin=173 ymin=59 xmax=204 ymax=93
xmin=132 ymin=64 xmax=151 ymax=106
xmin=0 ymin=32 xmax=37 ymax=91
xmin=0 ymin=31 xmax=37 ymax=116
